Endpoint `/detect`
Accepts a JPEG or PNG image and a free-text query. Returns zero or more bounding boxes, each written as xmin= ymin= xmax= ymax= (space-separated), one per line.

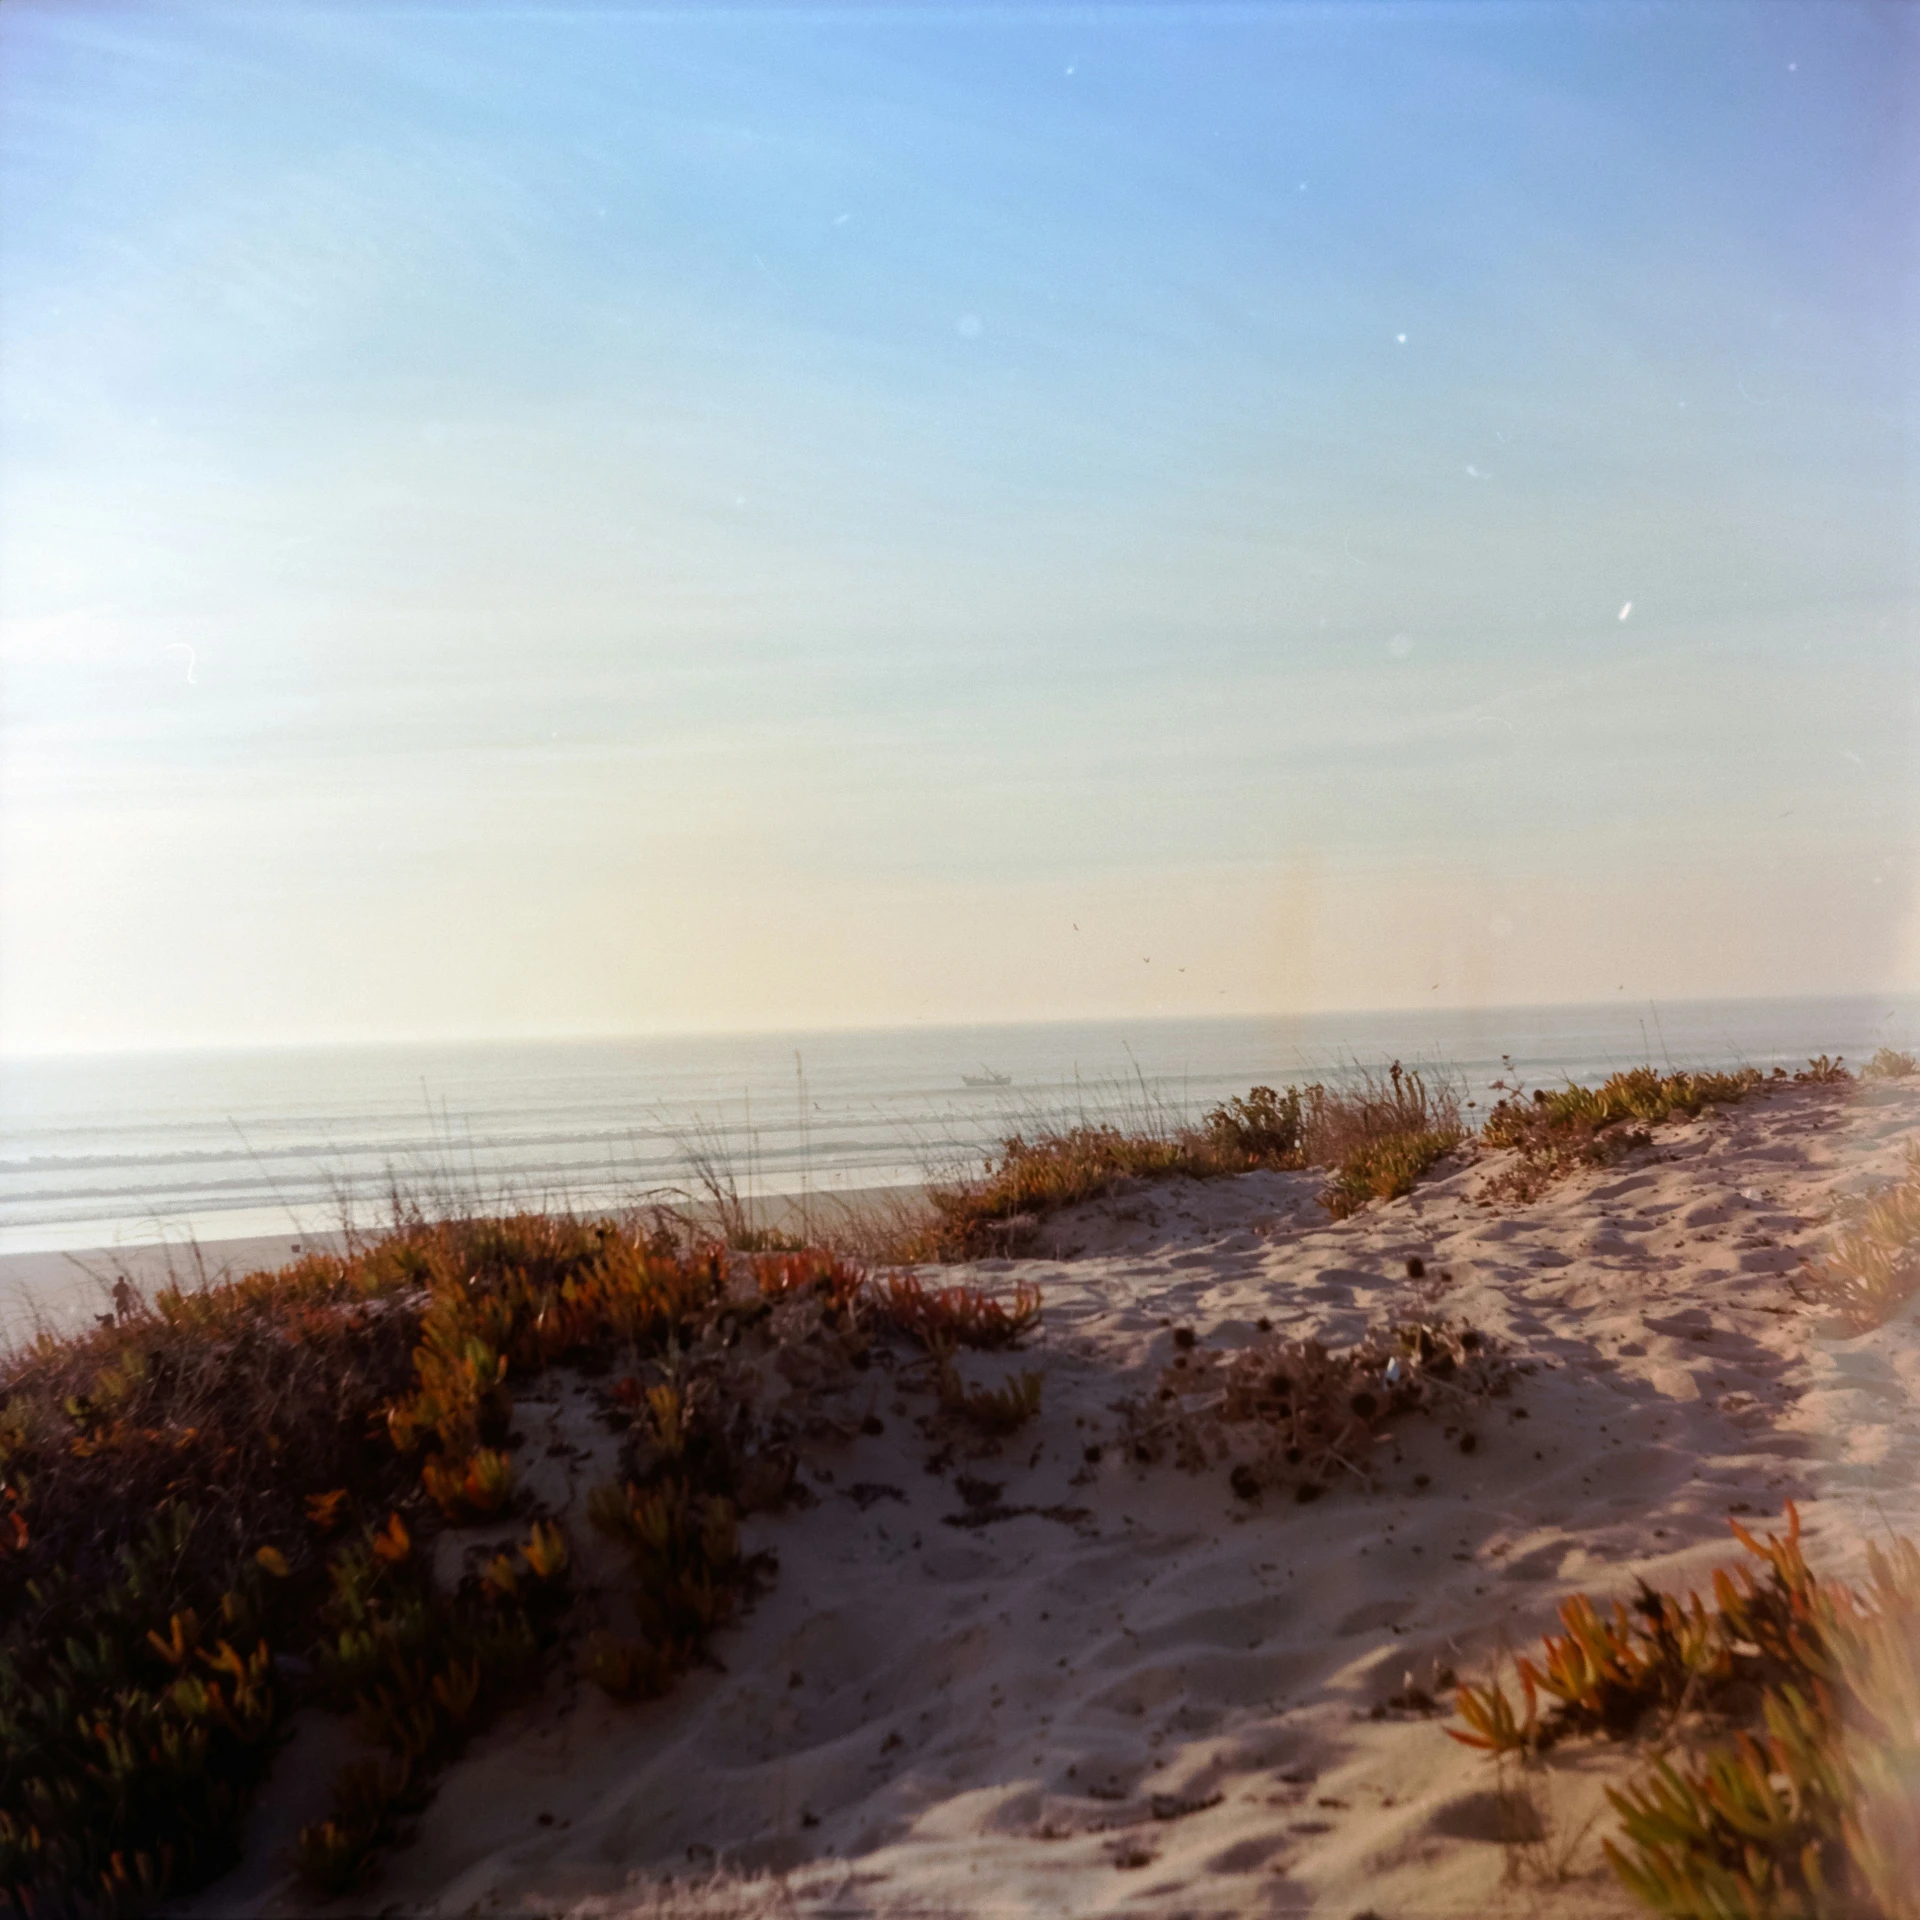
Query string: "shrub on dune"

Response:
xmin=0 ymin=1218 xmax=1041 ymax=1913
xmin=1862 ymin=1047 xmax=1918 ymax=1081
xmin=1451 ymin=1504 xmax=1920 ymax=1920
xmin=1320 ymin=1126 xmax=1464 ymax=1220
xmin=1479 ymin=1065 xmax=1761 ymax=1200
xmin=927 ymin=1060 xmax=1466 ymax=1250
xmin=0 ymin=1217 xmax=781 ymax=1910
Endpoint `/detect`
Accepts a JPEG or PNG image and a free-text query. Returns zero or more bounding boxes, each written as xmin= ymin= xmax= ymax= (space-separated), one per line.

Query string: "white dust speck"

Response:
xmin=1842 ymin=749 xmax=1865 ymax=766
xmin=1065 ymin=63 xmax=1076 ymax=76
xmin=1395 ymin=332 xmax=1407 ymax=344
xmin=1464 ymin=464 xmax=1488 ymax=479
xmin=1387 ymin=633 xmax=1414 ymax=660
xmin=956 ymin=314 xmax=983 ymax=339
xmin=1618 ymin=601 xmax=1633 ymax=622
xmin=165 ymin=643 xmax=197 ymax=685
xmin=833 ymin=213 xmax=851 ymax=226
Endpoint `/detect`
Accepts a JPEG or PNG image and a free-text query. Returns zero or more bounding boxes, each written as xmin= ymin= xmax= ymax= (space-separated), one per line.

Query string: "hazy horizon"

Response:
xmin=3 ymin=2 xmax=1915 ymax=1052
xmin=3 ymin=988 xmax=1915 ymax=1066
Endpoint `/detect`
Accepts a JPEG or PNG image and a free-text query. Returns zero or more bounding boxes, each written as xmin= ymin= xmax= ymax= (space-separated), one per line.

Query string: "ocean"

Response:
xmin=2 ymin=995 xmax=1914 ymax=1262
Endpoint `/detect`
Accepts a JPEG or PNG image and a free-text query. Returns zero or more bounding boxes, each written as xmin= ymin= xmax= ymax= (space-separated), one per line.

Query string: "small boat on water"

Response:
xmin=961 ymin=1066 xmax=1013 ymax=1088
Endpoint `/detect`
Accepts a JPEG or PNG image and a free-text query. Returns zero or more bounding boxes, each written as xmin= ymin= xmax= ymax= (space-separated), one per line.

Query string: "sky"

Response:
xmin=1 ymin=0 xmax=1916 ymax=1053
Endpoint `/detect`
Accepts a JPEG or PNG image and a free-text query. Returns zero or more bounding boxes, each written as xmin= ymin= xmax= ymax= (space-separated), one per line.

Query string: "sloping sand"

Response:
xmin=184 ymin=1076 xmax=1920 ymax=1919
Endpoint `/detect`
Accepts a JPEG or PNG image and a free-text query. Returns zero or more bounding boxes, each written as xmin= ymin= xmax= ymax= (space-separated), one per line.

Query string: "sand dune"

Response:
xmin=183 ymin=1076 xmax=1920 ymax=1919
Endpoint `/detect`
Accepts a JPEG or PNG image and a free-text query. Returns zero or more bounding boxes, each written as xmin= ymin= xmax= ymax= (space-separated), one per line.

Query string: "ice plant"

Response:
xmin=1448 ymin=1506 xmax=1920 ymax=1918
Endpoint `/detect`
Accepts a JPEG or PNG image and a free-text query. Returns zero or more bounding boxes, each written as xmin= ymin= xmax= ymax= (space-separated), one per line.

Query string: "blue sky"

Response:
xmin=1 ymin=1 xmax=1914 ymax=1049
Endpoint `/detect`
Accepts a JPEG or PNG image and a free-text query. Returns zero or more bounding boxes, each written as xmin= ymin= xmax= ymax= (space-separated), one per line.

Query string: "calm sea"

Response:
xmin=2 ymin=996 xmax=1914 ymax=1258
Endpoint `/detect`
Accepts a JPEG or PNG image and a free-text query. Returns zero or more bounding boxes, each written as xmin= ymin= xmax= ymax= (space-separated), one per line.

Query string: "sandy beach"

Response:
xmin=158 ymin=1073 xmax=1920 ymax=1919
xmin=0 ymin=1234 xmax=357 ymax=1339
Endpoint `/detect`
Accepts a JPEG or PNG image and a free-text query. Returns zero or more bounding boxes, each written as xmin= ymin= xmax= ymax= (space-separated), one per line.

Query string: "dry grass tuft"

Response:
xmin=1305 ymin=1064 xmax=1467 ymax=1221
xmin=1125 ymin=1310 xmax=1509 ymax=1497
xmin=923 ymin=1125 xmax=1237 ymax=1257
xmin=1862 ymin=1047 xmax=1918 ymax=1081
xmin=1295 ymin=1061 xmax=1464 ymax=1168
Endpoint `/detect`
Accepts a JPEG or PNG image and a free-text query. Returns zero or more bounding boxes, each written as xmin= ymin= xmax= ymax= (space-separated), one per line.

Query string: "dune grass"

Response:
xmin=922 ymin=1124 xmax=1245 ymax=1255
xmin=1293 ymin=1060 xmax=1468 ymax=1218
xmin=922 ymin=1061 xmax=1466 ymax=1251
xmin=669 ymin=1045 xmax=1862 ymax=1257
xmin=1294 ymin=1061 xmax=1463 ymax=1170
